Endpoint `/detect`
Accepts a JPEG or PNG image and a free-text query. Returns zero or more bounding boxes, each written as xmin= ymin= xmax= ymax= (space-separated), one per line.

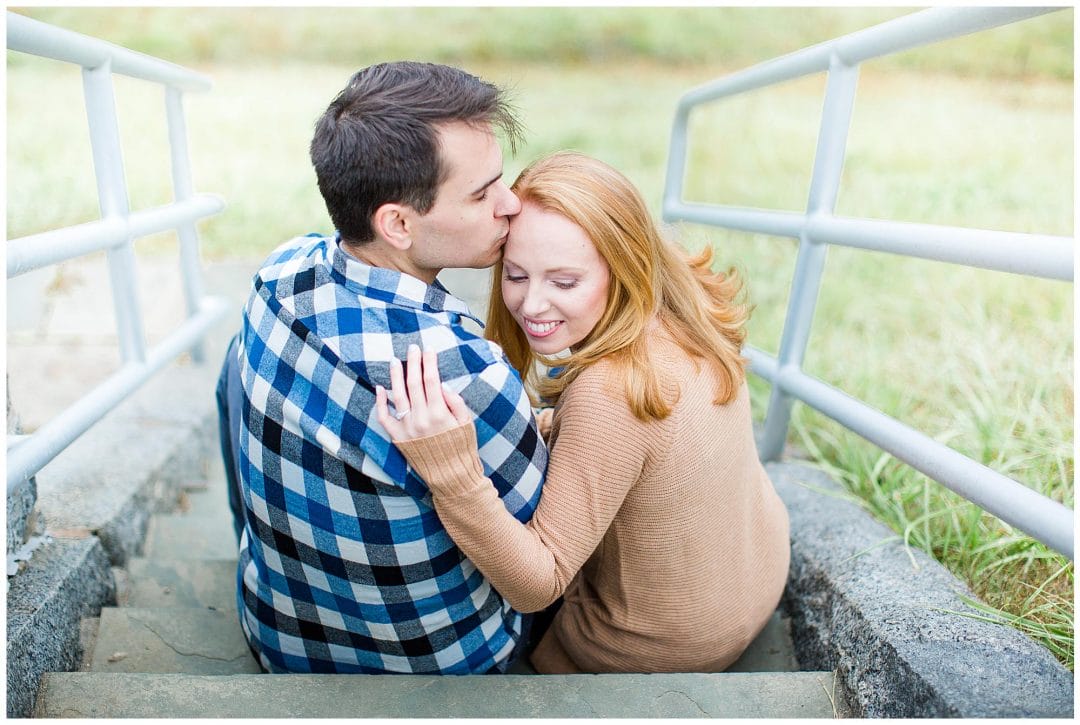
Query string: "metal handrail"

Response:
xmin=6 ymin=11 xmax=228 ymax=492
xmin=6 ymin=11 xmax=212 ymax=91
xmin=669 ymin=205 xmax=1073 ymax=282
xmin=663 ymin=7 xmax=1074 ymax=559
xmin=7 ymin=195 xmax=225 ymax=277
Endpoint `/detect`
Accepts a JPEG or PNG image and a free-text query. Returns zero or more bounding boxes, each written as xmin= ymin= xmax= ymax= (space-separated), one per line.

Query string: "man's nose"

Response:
xmin=495 ymin=182 xmax=522 ymax=217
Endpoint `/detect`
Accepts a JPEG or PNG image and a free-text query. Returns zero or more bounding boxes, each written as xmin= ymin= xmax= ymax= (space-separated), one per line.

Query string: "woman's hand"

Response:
xmin=376 ymin=344 xmax=473 ymax=442
xmin=535 ymin=407 xmax=554 ymax=442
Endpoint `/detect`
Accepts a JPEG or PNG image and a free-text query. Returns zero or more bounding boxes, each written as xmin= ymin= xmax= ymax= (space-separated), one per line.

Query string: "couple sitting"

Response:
xmin=216 ymin=61 xmax=789 ymax=675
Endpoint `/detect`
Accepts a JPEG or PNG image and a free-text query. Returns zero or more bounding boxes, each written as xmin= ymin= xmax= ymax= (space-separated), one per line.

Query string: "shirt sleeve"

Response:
xmin=443 ymin=343 xmax=546 ymax=522
xmin=395 ymin=368 xmax=655 ymax=613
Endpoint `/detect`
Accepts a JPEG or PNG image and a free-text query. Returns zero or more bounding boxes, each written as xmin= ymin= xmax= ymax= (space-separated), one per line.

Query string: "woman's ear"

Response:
xmin=372 ymin=203 xmax=413 ymax=251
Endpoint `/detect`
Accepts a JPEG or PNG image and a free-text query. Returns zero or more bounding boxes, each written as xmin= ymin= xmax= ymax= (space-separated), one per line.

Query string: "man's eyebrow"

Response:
xmin=471 ymin=172 xmax=503 ymax=196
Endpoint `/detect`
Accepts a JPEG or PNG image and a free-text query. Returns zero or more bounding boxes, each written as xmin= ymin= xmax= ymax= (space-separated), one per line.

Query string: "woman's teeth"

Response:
xmin=526 ymin=320 xmax=560 ymax=336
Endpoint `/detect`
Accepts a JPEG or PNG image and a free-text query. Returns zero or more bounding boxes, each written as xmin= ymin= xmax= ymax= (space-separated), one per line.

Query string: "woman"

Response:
xmin=375 ymin=151 xmax=789 ymax=673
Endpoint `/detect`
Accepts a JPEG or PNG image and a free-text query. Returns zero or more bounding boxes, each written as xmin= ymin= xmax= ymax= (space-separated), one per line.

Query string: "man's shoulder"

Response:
xmin=254 ymin=233 xmax=332 ymax=285
xmin=384 ymin=322 xmax=519 ymax=396
xmin=430 ymin=323 xmax=508 ymax=368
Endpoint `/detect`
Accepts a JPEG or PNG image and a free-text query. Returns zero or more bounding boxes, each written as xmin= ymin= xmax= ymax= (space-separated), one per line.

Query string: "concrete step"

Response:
xmin=35 ymin=670 xmax=843 ymax=718
xmin=177 ymin=478 xmax=234 ymax=521
xmin=115 ymin=563 xmax=796 ymax=672
xmin=143 ymin=511 xmax=237 ymax=560
xmin=727 ymin=611 xmax=800 ymax=672
xmin=113 ymin=555 xmax=796 ymax=672
xmin=123 ymin=558 xmax=238 ymax=614
xmin=87 ymin=607 xmax=259 ymax=675
xmin=116 ymin=560 xmax=799 ymax=674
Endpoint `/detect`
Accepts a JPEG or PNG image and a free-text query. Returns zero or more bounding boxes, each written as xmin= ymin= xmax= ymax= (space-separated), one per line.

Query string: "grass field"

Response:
xmin=6 ymin=7 xmax=1074 ymax=668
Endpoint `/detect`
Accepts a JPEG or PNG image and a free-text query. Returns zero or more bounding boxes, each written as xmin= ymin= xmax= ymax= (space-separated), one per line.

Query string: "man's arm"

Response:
xmin=438 ymin=339 xmax=547 ymax=522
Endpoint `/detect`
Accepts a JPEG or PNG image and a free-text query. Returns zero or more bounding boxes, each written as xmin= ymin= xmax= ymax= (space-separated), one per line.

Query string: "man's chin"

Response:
xmin=468 ymin=249 xmax=505 ymax=270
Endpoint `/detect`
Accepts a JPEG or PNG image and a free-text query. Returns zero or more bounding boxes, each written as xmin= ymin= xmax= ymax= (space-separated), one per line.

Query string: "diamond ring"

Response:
xmin=393 ymin=408 xmax=411 ymax=421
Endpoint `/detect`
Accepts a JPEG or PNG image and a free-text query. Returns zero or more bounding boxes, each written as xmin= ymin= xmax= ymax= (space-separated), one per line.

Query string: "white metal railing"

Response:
xmin=663 ymin=7 xmax=1074 ymax=559
xmin=6 ymin=12 xmax=228 ymax=491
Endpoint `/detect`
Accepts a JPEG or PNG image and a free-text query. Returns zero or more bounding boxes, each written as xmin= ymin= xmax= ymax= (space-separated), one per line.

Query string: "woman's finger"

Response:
xmin=375 ymin=385 xmax=402 ymax=440
xmin=442 ymin=384 xmax=474 ymax=426
xmin=421 ymin=349 xmax=445 ymax=412
xmin=375 ymin=383 xmax=388 ymax=425
xmin=404 ymin=344 xmax=426 ymax=413
xmin=388 ymin=356 xmax=410 ymax=418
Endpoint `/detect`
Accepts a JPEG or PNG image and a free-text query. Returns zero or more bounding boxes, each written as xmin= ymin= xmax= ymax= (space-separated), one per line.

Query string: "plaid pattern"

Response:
xmin=236 ymin=233 xmax=546 ymax=674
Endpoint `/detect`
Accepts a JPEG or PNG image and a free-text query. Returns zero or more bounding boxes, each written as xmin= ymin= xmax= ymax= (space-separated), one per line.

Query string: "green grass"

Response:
xmin=6 ymin=6 xmax=1073 ymax=669
xmin=677 ymin=62 xmax=1073 ymax=667
xmin=10 ymin=6 xmax=1073 ymax=80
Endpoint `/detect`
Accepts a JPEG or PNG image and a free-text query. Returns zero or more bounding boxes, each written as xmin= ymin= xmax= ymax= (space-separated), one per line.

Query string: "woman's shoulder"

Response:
xmin=559 ymin=350 xmax=667 ymax=419
xmin=554 ymin=361 xmax=662 ymax=446
xmin=561 ymin=355 xmax=621 ymax=402
xmin=562 ymin=323 xmax=687 ymax=397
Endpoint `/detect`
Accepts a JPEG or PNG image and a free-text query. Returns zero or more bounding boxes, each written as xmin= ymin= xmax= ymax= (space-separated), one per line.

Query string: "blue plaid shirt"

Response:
xmin=235 ymin=233 xmax=547 ymax=674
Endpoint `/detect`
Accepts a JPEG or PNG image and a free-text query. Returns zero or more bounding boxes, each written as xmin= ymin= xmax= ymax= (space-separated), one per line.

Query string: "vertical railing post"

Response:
xmin=165 ymin=87 xmax=206 ymax=362
xmin=6 ymin=13 xmax=229 ymax=491
xmin=759 ymin=56 xmax=860 ymax=461
xmin=663 ymin=105 xmax=691 ymax=213
xmin=82 ymin=60 xmax=146 ymax=364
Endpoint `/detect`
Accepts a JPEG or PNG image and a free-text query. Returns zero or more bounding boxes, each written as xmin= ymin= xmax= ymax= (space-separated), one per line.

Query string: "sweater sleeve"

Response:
xmin=394 ymin=368 xmax=654 ymax=613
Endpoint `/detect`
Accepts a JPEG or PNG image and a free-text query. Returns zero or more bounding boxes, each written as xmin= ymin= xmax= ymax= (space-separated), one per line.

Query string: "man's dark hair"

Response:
xmin=310 ymin=61 xmax=523 ymax=244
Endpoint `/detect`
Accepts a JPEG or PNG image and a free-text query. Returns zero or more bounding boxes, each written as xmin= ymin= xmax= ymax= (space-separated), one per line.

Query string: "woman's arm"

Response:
xmin=377 ymin=345 xmax=649 ymax=613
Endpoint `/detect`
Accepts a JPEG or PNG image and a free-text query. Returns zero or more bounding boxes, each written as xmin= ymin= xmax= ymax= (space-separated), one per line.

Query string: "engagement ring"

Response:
xmin=393 ymin=408 xmax=411 ymax=420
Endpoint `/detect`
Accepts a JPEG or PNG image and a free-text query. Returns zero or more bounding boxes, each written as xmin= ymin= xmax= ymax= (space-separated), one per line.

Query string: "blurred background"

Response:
xmin=5 ymin=6 xmax=1074 ymax=668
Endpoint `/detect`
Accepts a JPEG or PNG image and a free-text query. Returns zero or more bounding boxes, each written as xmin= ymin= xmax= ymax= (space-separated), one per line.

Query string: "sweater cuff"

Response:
xmin=394 ymin=423 xmax=488 ymax=498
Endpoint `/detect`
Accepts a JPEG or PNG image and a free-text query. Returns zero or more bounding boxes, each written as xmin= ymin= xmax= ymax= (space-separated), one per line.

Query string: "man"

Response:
xmin=217 ymin=62 xmax=547 ymax=675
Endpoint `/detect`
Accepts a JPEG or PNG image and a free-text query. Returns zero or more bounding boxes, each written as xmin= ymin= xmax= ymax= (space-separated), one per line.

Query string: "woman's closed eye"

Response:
xmin=507 ymin=275 xmax=583 ymax=289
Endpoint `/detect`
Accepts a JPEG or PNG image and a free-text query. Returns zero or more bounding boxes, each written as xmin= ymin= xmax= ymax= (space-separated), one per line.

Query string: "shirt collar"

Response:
xmin=329 ymin=233 xmax=483 ymax=327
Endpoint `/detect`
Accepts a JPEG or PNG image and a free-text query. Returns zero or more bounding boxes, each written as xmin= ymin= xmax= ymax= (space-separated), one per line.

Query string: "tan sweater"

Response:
xmin=397 ymin=334 xmax=790 ymax=673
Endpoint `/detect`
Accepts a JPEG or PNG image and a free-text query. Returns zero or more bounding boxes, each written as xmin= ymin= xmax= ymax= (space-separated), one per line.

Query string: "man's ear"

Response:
xmin=372 ymin=203 xmax=413 ymax=251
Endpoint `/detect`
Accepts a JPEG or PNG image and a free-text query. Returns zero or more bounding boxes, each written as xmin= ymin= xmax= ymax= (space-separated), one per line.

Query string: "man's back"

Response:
xmin=235 ymin=234 xmax=546 ymax=673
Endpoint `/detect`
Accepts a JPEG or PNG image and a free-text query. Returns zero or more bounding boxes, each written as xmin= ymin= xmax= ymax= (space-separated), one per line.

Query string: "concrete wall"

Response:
xmin=7 ymin=379 xmax=40 ymax=557
xmin=770 ymin=461 xmax=1073 ymax=717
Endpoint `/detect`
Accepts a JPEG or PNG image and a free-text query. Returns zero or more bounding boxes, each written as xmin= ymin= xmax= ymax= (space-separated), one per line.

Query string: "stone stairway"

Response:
xmin=80 ymin=477 xmax=253 ymax=678
xmin=33 ymin=458 xmax=844 ymax=718
xmin=12 ymin=262 xmax=1074 ymax=718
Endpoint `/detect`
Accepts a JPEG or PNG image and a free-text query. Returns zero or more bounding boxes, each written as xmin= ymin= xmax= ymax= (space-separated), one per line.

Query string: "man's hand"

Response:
xmin=376 ymin=344 xmax=473 ymax=442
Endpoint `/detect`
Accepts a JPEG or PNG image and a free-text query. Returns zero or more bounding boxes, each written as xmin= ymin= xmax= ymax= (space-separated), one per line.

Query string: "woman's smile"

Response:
xmin=523 ymin=317 xmax=564 ymax=338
